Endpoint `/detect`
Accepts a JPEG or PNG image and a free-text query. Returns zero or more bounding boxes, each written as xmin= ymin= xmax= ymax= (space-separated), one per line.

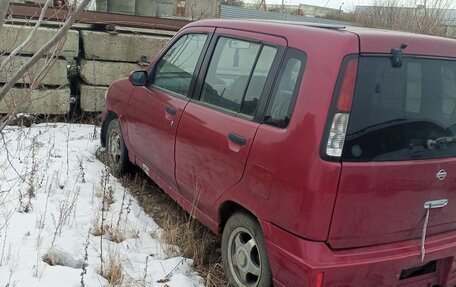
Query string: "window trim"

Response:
xmin=146 ymin=31 xmax=213 ymax=99
xmin=191 ymin=33 xmax=286 ymax=123
xmin=262 ymin=47 xmax=307 ymax=129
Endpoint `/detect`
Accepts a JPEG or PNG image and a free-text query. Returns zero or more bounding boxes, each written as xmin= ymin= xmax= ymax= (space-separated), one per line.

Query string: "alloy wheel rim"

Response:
xmin=227 ymin=226 xmax=261 ymax=287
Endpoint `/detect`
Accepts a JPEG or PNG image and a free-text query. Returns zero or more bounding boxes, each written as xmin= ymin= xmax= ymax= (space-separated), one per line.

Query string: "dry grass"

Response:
xmin=120 ymin=172 xmax=229 ymax=287
xmin=101 ymin=252 xmax=124 ymax=286
xmin=105 ymin=226 xmax=126 ymax=244
xmin=197 ymin=262 xmax=228 ymax=287
xmin=161 ymin=205 xmax=215 ymax=266
xmin=94 ymin=133 xmax=229 ymax=286
xmin=90 ymin=213 xmax=104 ymax=236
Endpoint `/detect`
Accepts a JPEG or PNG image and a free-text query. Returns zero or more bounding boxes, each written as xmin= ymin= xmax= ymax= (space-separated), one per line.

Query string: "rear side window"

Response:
xmin=200 ymin=37 xmax=277 ymax=117
xmin=343 ymin=56 xmax=456 ymax=161
xmin=264 ymin=49 xmax=306 ymax=128
xmin=153 ymin=34 xmax=208 ymax=96
xmin=240 ymin=46 xmax=277 ymax=116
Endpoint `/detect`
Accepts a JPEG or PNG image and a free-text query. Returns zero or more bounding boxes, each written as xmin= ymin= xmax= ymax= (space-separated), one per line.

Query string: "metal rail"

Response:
xmin=6 ymin=2 xmax=190 ymax=31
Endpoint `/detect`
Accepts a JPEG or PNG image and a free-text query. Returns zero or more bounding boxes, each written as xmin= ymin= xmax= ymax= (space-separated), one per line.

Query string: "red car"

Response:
xmin=101 ymin=19 xmax=456 ymax=286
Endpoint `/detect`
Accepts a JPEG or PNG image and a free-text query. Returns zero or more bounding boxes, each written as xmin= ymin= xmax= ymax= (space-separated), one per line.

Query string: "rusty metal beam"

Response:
xmin=6 ymin=3 xmax=190 ymax=31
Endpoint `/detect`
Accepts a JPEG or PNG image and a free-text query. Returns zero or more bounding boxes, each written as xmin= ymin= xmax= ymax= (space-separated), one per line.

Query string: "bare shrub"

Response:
xmin=0 ymin=0 xmax=92 ymax=131
xmin=354 ymin=0 xmax=455 ymax=37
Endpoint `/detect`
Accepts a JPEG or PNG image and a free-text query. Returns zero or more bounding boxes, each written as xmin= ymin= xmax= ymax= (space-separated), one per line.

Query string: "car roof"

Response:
xmin=187 ymin=19 xmax=456 ymax=58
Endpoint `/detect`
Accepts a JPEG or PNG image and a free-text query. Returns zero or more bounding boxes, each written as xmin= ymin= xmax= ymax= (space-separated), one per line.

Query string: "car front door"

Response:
xmin=126 ymin=28 xmax=213 ymax=188
xmin=175 ymin=29 xmax=286 ymax=214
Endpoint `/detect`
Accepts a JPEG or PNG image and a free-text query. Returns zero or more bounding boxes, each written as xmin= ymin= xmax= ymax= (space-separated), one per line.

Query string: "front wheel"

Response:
xmin=222 ymin=212 xmax=272 ymax=287
xmin=106 ymin=119 xmax=130 ymax=176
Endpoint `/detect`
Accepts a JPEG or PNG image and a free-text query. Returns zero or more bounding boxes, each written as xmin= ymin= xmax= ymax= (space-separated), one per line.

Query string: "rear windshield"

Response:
xmin=343 ymin=56 xmax=456 ymax=162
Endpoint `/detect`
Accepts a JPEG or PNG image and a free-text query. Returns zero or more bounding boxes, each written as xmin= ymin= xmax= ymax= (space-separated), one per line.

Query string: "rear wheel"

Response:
xmin=106 ymin=119 xmax=130 ymax=176
xmin=222 ymin=212 xmax=272 ymax=287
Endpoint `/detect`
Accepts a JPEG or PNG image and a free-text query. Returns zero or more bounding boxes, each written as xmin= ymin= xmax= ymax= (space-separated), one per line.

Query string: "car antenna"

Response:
xmin=391 ymin=43 xmax=408 ymax=68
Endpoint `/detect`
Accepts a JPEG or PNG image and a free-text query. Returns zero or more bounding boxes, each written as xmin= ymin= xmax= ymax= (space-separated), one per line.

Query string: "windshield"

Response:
xmin=343 ymin=56 xmax=456 ymax=161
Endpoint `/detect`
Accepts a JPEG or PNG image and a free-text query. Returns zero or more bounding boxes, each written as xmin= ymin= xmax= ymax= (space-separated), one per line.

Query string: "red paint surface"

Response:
xmin=102 ymin=20 xmax=456 ymax=286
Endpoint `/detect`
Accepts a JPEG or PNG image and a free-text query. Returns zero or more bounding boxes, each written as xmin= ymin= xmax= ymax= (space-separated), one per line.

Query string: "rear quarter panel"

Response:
xmin=214 ymin=27 xmax=359 ymax=241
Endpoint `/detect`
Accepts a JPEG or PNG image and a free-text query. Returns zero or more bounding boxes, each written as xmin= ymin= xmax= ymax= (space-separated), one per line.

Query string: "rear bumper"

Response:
xmin=260 ymin=220 xmax=456 ymax=287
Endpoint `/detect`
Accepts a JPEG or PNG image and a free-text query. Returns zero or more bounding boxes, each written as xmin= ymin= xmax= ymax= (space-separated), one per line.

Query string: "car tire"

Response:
xmin=106 ymin=119 xmax=130 ymax=176
xmin=222 ymin=212 xmax=272 ymax=287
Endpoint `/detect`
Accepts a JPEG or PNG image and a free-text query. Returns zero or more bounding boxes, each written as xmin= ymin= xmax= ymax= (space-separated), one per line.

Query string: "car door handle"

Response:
xmin=228 ymin=133 xmax=247 ymax=146
xmin=165 ymin=106 xmax=177 ymax=116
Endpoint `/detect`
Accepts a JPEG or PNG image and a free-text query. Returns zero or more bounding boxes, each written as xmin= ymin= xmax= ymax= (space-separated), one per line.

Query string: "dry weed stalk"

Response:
xmin=100 ymin=250 xmax=124 ymax=286
xmin=99 ymin=166 xmax=111 ymax=274
xmin=51 ymin=186 xmax=81 ymax=246
xmin=99 ymin=153 xmax=227 ymax=286
xmin=0 ymin=220 xmax=8 ymax=266
xmin=77 ymin=156 xmax=86 ymax=183
xmin=142 ymin=256 xmax=149 ymax=287
xmin=92 ymin=171 xmax=133 ymax=245
xmin=162 ymin=176 xmax=213 ymax=268
xmin=80 ymin=228 xmax=91 ymax=287
xmin=91 ymin=125 xmax=98 ymax=141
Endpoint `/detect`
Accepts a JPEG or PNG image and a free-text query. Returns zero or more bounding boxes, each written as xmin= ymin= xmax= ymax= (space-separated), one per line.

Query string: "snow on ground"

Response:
xmin=0 ymin=123 xmax=203 ymax=287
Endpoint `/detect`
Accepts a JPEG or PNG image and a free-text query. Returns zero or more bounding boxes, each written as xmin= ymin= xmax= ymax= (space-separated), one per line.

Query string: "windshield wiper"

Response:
xmin=347 ymin=118 xmax=407 ymax=137
xmin=425 ymin=136 xmax=456 ymax=150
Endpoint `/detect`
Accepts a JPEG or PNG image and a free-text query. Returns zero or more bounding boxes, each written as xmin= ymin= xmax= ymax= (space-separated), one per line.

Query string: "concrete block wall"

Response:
xmin=79 ymin=30 xmax=171 ymax=112
xmin=0 ymin=26 xmax=79 ymax=60
xmin=0 ymin=24 xmax=77 ymax=115
xmin=95 ymin=0 xmax=220 ymax=19
xmin=81 ymin=31 xmax=169 ymax=62
xmin=79 ymin=85 xmax=108 ymax=112
xmin=0 ymin=87 xmax=71 ymax=114
xmin=0 ymin=56 xmax=68 ymax=86
xmin=0 ymin=22 xmax=173 ymax=114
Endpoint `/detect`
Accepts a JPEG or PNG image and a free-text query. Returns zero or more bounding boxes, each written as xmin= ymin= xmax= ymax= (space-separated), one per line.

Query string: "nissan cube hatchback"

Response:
xmin=101 ymin=19 xmax=456 ymax=286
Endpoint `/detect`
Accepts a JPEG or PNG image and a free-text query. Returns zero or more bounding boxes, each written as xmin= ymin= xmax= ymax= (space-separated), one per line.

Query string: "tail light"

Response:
xmin=315 ymin=272 xmax=324 ymax=287
xmin=325 ymin=58 xmax=358 ymax=158
xmin=326 ymin=113 xmax=350 ymax=157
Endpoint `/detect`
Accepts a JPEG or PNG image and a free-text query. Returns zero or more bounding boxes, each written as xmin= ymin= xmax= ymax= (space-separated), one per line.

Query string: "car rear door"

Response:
xmin=175 ymin=29 xmax=286 ymax=214
xmin=126 ymin=28 xmax=213 ymax=188
xmin=328 ymin=55 xmax=456 ymax=250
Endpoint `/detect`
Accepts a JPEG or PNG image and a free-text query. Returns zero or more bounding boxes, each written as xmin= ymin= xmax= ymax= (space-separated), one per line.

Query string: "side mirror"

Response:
xmin=129 ymin=71 xmax=148 ymax=86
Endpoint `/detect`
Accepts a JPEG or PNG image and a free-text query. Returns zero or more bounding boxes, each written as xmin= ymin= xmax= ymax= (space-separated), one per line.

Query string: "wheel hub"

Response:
xmin=236 ymin=248 xmax=248 ymax=268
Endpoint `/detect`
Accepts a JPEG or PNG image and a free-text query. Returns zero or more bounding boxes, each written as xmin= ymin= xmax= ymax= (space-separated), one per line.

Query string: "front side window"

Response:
xmin=200 ymin=37 xmax=277 ymax=116
xmin=153 ymin=33 xmax=208 ymax=96
xmin=343 ymin=56 xmax=456 ymax=161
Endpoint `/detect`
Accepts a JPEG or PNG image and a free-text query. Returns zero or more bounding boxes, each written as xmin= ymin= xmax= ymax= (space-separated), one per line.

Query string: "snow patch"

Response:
xmin=0 ymin=123 xmax=203 ymax=287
